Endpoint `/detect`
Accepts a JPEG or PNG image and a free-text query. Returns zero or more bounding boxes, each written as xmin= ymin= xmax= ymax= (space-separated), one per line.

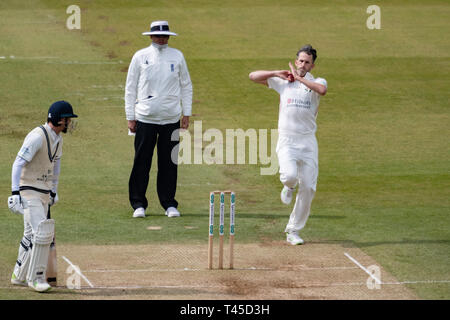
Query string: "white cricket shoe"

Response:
xmin=132 ymin=207 xmax=146 ymax=218
xmin=28 ymin=278 xmax=52 ymax=293
xmin=280 ymin=186 xmax=294 ymax=205
xmin=11 ymin=272 xmax=27 ymax=287
xmin=165 ymin=207 xmax=180 ymax=218
xmin=286 ymin=231 xmax=304 ymax=245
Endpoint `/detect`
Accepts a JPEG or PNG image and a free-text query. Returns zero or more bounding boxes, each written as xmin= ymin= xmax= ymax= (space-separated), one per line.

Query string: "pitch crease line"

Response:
xmin=344 ymin=252 xmax=381 ymax=285
xmin=62 ymin=256 xmax=94 ymax=288
xmin=2 ymin=280 xmax=449 ymax=291
xmin=84 ymin=266 xmax=357 ymax=273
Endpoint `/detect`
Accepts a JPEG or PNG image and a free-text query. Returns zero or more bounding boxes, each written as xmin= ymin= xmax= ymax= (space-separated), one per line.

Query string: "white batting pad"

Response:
xmin=26 ymin=219 xmax=55 ymax=283
xmin=14 ymin=236 xmax=32 ymax=282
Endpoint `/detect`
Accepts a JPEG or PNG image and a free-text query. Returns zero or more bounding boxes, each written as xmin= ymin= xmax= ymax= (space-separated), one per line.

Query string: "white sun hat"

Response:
xmin=142 ymin=21 xmax=177 ymax=36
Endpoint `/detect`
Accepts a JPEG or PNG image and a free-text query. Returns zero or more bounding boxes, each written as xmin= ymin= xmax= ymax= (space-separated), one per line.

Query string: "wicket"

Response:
xmin=208 ymin=190 xmax=235 ymax=270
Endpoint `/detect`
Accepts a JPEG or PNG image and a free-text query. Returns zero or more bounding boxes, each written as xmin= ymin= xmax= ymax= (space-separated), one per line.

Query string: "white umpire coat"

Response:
xmin=124 ymin=43 xmax=193 ymax=125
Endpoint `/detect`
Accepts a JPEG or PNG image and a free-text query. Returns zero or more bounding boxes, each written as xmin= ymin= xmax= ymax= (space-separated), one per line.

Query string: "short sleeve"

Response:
xmin=17 ymin=131 xmax=43 ymax=162
xmin=267 ymin=77 xmax=285 ymax=94
xmin=315 ymin=77 xmax=327 ymax=88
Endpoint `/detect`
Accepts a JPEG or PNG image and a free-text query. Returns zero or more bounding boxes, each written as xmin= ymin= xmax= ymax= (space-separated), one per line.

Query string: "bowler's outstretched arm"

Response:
xmin=249 ymin=70 xmax=291 ymax=86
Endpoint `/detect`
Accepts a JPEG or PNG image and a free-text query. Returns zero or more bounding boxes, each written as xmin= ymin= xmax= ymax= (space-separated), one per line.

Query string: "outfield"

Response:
xmin=0 ymin=0 xmax=449 ymax=300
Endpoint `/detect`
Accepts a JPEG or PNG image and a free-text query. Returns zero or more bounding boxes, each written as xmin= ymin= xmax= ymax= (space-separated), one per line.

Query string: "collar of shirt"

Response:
xmin=304 ymin=72 xmax=314 ymax=80
xmin=44 ymin=123 xmax=62 ymax=144
xmin=151 ymin=42 xmax=168 ymax=52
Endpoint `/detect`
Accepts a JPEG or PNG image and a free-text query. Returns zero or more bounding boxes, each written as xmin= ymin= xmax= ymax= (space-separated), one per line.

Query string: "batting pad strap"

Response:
xmin=15 ymin=236 xmax=33 ymax=282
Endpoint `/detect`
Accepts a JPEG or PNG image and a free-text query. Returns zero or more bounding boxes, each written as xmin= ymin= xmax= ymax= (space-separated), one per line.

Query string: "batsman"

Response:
xmin=8 ymin=101 xmax=77 ymax=292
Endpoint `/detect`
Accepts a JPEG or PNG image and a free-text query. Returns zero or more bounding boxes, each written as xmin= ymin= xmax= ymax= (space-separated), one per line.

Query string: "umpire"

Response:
xmin=125 ymin=20 xmax=193 ymax=218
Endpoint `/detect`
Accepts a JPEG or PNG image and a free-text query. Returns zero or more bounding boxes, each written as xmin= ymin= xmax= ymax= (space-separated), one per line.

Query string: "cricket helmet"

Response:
xmin=47 ymin=100 xmax=78 ymax=128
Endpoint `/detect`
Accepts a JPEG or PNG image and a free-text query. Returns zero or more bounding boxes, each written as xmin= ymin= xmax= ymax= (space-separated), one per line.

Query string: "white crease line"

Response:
xmin=11 ymin=21 xmax=58 ymax=24
xmin=84 ymin=266 xmax=357 ymax=273
xmin=0 ymin=57 xmax=124 ymax=64
xmin=2 ymin=280 xmax=448 ymax=291
xmin=90 ymin=85 xmax=124 ymax=89
xmin=86 ymin=284 xmax=227 ymax=290
xmin=294 ymin=280 xmax=450 ymax=287
xmin=87 ymin=96 xmax=124 ymax=101
xmin=301 ymin=266 xmax=358 ymax=270
xmin=177 ymin=183 xmax=214 ymax=186
xmin=85 ymin=267 xmax=269 ymax=273
xmin=0 ymin=56 xmax=59 ymax=60
xmin=46 ymin=60 xmax=124 ymax=65
xmin=62 ymin=256 xmax=94 ymax=288
xmin=344 ymin=252 xmax=382 ymax=285
xmin=79 ymin=279 xmax=450 ymax=290
xmin=13 ymin=56 xmax=59 ymax=59
xmin=383 ymin=280 xmax=450 ymax=285
xmin=86 ymin=268 xmax=202 ymax=273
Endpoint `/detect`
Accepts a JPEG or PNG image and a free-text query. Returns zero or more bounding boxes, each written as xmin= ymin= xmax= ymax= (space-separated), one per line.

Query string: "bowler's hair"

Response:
xmin=297 ymin=44 xmax=317 ymax=62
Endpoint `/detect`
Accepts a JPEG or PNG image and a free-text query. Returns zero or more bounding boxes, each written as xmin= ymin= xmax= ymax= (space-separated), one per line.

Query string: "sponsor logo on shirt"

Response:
xmin=20 ymin=147 xmax=31 ymax=156
xmin=37 ymin=173 xmax=49 ymax=182
xmin=286 ymin=98 xmax=311 ymax=109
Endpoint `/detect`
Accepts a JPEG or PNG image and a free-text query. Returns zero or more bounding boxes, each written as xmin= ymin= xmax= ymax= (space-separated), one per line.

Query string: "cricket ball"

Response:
xmin=288 ymin=73 xmax=295 ymax=82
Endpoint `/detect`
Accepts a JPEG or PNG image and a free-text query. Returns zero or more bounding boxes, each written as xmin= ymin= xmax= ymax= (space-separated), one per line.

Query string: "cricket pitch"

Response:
xmin=45 ymin=242 xmax=418 ymax=300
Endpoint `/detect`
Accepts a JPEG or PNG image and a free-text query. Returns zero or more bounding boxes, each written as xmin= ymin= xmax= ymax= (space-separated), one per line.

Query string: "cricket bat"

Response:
xmin=46 ymin=205 xmax=57 ymax=286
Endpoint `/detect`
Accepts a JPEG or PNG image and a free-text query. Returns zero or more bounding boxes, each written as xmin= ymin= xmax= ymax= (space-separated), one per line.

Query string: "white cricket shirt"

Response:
xmin=124 ymin=43 xmax=193 ymax=124
xmin=16 ymin=123 xmax=62 ymax=192
xmin=268 ymin=73 xmax=327 ymax=135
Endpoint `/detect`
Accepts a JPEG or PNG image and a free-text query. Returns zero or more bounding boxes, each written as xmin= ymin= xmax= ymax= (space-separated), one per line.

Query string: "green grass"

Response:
xmin=0 ymin=0 xmax=449 ymax=299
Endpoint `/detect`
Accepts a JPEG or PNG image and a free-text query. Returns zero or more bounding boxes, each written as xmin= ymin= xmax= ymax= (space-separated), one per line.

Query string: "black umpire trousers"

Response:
xmin=129 ymin=120 xmax=180 ymax=211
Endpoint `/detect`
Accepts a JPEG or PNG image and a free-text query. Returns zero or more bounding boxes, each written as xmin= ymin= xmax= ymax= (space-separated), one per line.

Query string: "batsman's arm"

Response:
xmin=50 ymin=159 xmax=60 ymax=206
xmin=8 ymin=156 xmax=27 ymax=215
xmin=11 ymin=156 xmax=27 ymax=194
xmin=12 ymin=133 xmax=42 ymax=193
xmin=249 ymin=70 xmax=291 ymax=86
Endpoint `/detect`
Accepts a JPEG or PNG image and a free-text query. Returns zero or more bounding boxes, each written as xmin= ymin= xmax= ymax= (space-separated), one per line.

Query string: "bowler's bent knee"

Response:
xmin=280 ymin=173 xmax=298 ymax=189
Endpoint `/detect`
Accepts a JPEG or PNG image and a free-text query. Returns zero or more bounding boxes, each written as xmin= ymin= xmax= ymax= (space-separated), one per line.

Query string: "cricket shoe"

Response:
xmin=280 ymin=186 xmax=295 ymax=205
xmin=286 ymin=231 xmax=304 ymax=245
xmin=165 ymin=207 xmax=180 ymax=218
xmin=11 ymin=272 xmax=27 ymax=287
xmin=28 ymin=278 xmax=52 ymax=293
xmin=132 ymin=207 xmax=146 ymax=218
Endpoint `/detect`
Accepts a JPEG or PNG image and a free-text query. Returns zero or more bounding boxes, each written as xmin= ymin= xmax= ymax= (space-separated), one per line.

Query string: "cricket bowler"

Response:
xmin=8 ymin=101 xmax=77 ymax=292
xmin=249 ymin=45 xmax=327 ymax=245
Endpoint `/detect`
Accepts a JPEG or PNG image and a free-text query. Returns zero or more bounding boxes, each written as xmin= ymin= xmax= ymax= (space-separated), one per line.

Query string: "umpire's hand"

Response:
xmin=128 ymin=120 xmax=137 ymax=133
xmin=181 ymin=116 xmax=190 ymax=130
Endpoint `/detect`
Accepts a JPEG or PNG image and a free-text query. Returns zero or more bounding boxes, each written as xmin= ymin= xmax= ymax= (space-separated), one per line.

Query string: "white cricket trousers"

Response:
xmin=276 ymin=133 xmax=318 ymax=233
